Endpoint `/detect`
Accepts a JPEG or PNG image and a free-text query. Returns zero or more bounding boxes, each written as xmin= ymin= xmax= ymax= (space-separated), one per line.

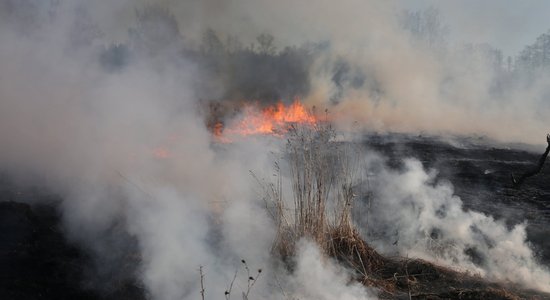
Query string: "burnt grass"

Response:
xmin=2 ymin=133 xmax=550 ymax=299
xmin=330 ymin=228 xmax=548 ymax=299
xmin=365 ymin=133 xmax=550 ymax=266
xmin=0 ymin=187 xmax=145 ymax=300
xmin=359 ymin=133 xmax=550 ymax=299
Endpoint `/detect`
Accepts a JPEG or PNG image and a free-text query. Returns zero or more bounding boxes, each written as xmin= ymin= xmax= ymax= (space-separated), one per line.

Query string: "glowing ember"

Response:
xmin=153 ymin=147 xmax=171 ymax=159
xmin=212 ymin=122 xmax=231 ymax=143
xmin=216 ymin=100 xmax=317 ymax=140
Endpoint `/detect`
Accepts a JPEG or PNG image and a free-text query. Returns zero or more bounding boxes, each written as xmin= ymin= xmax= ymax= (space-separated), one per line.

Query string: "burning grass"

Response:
xmin=212 ymin=99 xmax=319 ymax=142
xmin=211 ymin=100 xmax=549 ymax=298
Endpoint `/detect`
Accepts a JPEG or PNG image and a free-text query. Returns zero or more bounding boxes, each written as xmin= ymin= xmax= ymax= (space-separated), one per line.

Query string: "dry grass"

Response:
xmin=260 ymin=122 xmax=363 ymax=259
xmin=256 ymin=122 xmax=549 ymax=299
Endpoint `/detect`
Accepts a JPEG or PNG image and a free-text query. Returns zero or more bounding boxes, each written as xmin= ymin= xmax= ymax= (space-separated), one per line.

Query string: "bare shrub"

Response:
xmin=260 ymin=121 xmax=365 ymax=259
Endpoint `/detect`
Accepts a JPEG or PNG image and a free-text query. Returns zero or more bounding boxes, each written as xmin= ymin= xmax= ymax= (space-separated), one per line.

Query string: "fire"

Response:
xmin=215 ymin=100 xmax=317 ymax=140
xmin=153 ymin=147 xmax=171 ymax=159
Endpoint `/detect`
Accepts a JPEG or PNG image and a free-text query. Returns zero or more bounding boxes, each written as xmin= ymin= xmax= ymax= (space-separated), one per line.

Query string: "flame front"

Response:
xmin=215 ymin=100 xmax=317 ymax=140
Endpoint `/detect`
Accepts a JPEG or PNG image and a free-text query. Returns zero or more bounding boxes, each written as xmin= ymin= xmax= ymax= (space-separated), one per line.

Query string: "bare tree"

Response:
xmin=400 ymin=6 xmax=448 ymax=50
xmin=129 ymin=5 xmax=183 ymax=57
xmin=256 ymin=33 xmax=276 ymax=55
xmin=202 ymin=28 xmax=224 ymax=55
xmin=511 ymin=134 xmax=550 ymax=186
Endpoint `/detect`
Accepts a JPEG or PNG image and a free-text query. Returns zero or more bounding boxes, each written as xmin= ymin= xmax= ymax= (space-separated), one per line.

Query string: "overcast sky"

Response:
xmin=400 ymin=0 xmax=550 ymax=56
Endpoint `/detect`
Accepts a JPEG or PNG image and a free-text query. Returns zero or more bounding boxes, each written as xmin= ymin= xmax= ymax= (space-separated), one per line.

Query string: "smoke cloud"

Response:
xmin=364 ymin=156 xmax=550 ymax=292
xmin=1 ymin=0 xmax=550 ymax=299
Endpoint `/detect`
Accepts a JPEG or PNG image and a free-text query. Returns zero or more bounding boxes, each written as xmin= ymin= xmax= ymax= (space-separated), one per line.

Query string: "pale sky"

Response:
xmin=399 ymin=0 xmax=550 ymax=56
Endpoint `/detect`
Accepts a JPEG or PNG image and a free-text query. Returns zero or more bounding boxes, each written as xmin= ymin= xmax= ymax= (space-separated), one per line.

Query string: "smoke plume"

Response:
xmin=1 ymin=0 xmax=549 ymax=299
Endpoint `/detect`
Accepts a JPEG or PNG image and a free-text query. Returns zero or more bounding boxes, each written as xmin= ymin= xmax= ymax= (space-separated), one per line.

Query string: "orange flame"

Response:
xmin=216 ymin=100 xmax=317 ymax=140
xmin=153 ymin=147 xmax=171 ymax=159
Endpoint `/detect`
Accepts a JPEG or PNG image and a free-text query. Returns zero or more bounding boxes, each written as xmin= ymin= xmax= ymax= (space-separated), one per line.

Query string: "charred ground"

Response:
xmin=366 ymin=134 xmax=550 ymax=267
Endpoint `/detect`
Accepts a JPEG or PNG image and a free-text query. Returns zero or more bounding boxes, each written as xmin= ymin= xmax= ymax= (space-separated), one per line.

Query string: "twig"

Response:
xmin=272 ymin=273 xmax=291 ymax=300
xmin=225 ymin=269 xmax=238 ymax=300
xmin=405 ymin=258 xmax=412 ymax=300
xmin=242 ymin=260 xmax=262 ymax=299
xmin=390 ymin=273 xmax=436 ymax=279
xmin=511 ymin=133 xmax=550 ymax=186
xmin=199 ymin=266 xmax=205 ymax=300
xmin=355 ymin=245 xmax=368 ymax=279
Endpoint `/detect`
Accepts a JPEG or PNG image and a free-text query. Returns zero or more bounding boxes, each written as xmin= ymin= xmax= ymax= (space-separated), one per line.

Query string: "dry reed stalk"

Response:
xmin=260 ymin=121 xmax=365 ymax=258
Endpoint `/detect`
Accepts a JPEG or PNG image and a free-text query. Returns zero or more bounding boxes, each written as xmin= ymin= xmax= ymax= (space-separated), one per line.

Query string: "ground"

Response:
xmin=1 ymin=133 xmax=550 ymax=299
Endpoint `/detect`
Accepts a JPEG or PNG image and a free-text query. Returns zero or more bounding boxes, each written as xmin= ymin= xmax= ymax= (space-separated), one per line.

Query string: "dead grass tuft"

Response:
xmin=257 ymin=122 xmax=549 ymax=299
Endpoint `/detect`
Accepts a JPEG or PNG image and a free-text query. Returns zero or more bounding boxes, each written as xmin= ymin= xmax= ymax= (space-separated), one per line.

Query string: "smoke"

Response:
xmin=287 ymin=240 xmax=376 ymax=300
xmin=364 ymin=156 xmax=550 ymax=292
xmin=0 ymin=2 xmax=265 ymax=298
xmin=304 ymin=34 xmax=548 ymax=144
xmin=1 ymin=0 xmax=550 ymax=299
xmin=165 ymin=0 xmax=550 ymax=144
xmin=0 ymin=1 xmax=377 ymax=299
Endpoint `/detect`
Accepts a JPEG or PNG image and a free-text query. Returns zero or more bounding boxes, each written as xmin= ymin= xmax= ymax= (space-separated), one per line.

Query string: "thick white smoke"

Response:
xmin=364 ymin=156 xmax=550 ymax=292
xmin=286 ymin=240 xmax=376 ymax=300
xmin=1 ymin=0 xmax=550 ymax=299
xmin=0 ymin=2 xmax=378 ymax=299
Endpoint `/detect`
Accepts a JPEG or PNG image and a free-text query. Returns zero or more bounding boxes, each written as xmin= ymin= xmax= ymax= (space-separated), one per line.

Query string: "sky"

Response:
xmin=91 ymin=1 xmax=550 ymax=58
xmin=400 ymin=0 xmax=550 ymax=56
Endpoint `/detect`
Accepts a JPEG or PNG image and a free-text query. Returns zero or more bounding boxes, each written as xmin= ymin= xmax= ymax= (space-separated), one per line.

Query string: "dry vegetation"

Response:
xmin=256 ymin=122 xmax=550 ymax=299
xmin=258 ymin=122 xmax=361 ymax=258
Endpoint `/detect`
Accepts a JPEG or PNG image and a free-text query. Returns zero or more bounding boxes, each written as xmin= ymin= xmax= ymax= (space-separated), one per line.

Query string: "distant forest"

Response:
xmin=95 ymin=6 xmax=550 ymax=103
xmin=7 ymin=2 xmax=549 ymax=114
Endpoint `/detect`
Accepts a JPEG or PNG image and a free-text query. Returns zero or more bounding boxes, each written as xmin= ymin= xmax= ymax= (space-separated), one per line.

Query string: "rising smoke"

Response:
xmin=363 ymin=156 xmax=550 ymax=292
xmin=0 ymin=0 xmax=549 ymax=299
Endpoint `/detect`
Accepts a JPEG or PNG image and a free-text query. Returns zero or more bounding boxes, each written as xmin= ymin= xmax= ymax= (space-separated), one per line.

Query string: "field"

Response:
xmin=2 ymin=133 xmax=549 ymax=299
